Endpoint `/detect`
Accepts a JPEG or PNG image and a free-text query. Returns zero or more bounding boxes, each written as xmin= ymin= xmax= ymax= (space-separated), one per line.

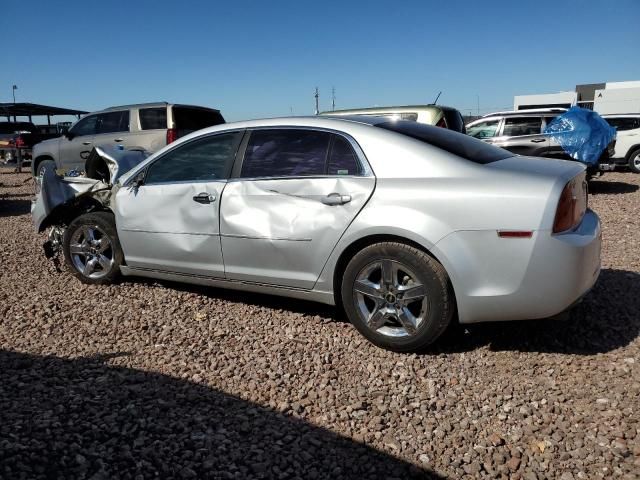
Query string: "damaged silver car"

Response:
xmin=32 ymin=116 xmax=601 ymax=352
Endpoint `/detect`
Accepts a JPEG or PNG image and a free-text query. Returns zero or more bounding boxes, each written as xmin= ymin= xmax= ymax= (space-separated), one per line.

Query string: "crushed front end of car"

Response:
xmin=31 ymin=146 xmax=149 ymax=263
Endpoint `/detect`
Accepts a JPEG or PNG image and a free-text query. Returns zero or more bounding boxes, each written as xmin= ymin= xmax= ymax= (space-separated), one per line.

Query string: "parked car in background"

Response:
xmin=321 ymin=105 xmax=466 ymax=132
xmin=31 ymin=102 xmax=225 ymax=177
xmin=0 ymin=121 xmax=63 ymax=165
xmin=466 ymin=109 xmax=616 ymax=176
xmin=33 ymin=116 xmax=600 ymax=353
xmin=602 ymin=114 xmax=640 ymax=173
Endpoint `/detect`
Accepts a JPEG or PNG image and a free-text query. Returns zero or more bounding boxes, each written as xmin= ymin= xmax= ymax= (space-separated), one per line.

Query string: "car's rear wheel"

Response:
xmin=341 ymin=242 xmax=454 ymax=352
xmin=628 ymin=149 xmax=640 ymax=174
xmin=63 ymin=212 xmax=123 ymax=285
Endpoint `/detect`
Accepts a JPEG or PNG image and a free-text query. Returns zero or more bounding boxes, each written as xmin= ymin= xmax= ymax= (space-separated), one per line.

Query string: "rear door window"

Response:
xmin=139 ymin=108 xmax=167 ymax=130
xmin=501 ymin=117 xmax=542 ymax=136
xmin=96 ymin=111 xmax=129 ymax=134
xmin=241 ymin=129 xmax=330 ymax=178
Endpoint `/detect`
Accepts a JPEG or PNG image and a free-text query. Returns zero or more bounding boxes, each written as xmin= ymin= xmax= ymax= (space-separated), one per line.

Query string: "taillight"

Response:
xmin=15 ymin=136 xmax=25 ymax=148
xmin=166 ymin=128 xmax=178 ymax=144
xmin=553 ymin=175 xmax=587 ymax=233
xmin=435 ymin=117 xmax=447 ymax=128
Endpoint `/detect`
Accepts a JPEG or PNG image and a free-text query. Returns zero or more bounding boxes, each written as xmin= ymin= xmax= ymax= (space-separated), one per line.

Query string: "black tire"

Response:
xmin=62 ymin=211 xmax=124 ymax=285
xmin=36 ymin=159 xmax=57 ymax=177
xmin=340 ymin=242 xmax=454 ymax=352
xmin=628 ymin=149 xmax=640 ymax=174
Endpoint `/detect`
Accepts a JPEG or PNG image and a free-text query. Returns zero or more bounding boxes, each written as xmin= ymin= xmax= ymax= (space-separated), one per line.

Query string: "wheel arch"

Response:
xmin=625 ymin=144 xmax=640 ymax=161
xmin=331 ymin=233 xmax=458 ymax=314
xmin=38 ymin=196 xmax=113 ymax=233
xmin=32 ymin=154 xmax=56 ymax=176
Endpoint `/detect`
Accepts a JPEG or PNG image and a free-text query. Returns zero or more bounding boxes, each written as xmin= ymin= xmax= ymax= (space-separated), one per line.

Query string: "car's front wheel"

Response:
xmin=62 ymin=212 xmax=123 ymax=284
xmin=341 ymin=242 xmax=454 ymax=352
xmin=628 ymin=149 xmax=640 ymax=174
xmin=36 ymin=159 xmax=57 ymax=178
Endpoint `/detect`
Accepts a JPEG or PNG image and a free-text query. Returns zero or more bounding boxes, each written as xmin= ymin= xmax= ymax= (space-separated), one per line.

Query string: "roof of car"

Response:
xmin=480 ymin=108 xmax=568 ymax=118
xmin=602 ymin=113 xmax=640 ymax=118
xmin=321 ymin=105 xmax=457 ymax=115
xmin=205 ymin=115 xmax=388 ymax=131
xmin=100 ymin=102 xmax=220 ymax=113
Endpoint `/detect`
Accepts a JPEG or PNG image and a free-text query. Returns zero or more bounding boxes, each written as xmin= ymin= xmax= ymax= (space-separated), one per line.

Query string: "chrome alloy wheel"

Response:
xmin=69 ymin=225 xmax=115 ymax=279
xmin=353 ymin=259 xmax=429 ymax=338
xmin=633 ymin=152 xmax=640 ymax=170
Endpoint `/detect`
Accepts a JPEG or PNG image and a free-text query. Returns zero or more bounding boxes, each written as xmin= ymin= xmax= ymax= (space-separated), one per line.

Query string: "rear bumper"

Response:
xmin=433 ymin=210 xmax=601 ymax=324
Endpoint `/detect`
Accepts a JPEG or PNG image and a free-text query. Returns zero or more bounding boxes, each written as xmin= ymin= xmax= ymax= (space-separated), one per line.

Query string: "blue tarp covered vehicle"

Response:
xmin=544 ymin=107 xmax=617 ymax=167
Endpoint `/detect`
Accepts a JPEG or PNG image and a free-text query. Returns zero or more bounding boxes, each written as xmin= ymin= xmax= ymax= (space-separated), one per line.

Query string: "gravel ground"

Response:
xmin=0 ymin=167 xmax=638 ymax=479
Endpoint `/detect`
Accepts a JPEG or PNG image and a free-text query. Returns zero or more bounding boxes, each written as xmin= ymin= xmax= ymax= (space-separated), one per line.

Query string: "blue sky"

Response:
xmin=3 ymin=0 xmax=640 ymax=122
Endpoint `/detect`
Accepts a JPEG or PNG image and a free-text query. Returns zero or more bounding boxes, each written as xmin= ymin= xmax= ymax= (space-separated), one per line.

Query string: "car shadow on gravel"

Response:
xmin=434 ymin=269 xmax=640 ymax=355
xmin=588 ymin=180 xmax=639 ymax=195
xmin=132 ymin=277 xmax=343 ymax=322
xmin=0 ymin=349 xmax=442 ymax=479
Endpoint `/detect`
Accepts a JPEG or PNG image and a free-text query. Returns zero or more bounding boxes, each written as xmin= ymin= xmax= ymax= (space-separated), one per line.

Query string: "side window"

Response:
xmin=606 ymin=117 xmax=640 ymax=131
xmin=241 ymin=129 xmax=330 ymax=178
xmin=96 ymin=111 xmax=129 ymax=134
xmin=70 ymin=115 xmax=98 ymax=136
xmin=140 ymin=108 xmax=167 ymax=130
xmin=502 ymin=117 xmax=542 ymax=136
xmin=328 ymin=136 xmax=362 ymax=176
xmin=466 ymin=120 xmax=499 ymax=139
xmin=145 ymin=132 xmax=241 ymax=184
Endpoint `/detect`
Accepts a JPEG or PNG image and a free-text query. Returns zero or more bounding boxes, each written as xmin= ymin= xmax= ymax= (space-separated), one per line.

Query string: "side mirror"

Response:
xmin=128 ymin=170 xmax=145 ymax=190
xmin=64 ymin=131 xmax=75 ymax=140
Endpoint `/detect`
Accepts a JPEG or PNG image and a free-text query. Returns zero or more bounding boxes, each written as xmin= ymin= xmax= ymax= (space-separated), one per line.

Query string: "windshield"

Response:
xmin=376 ymin=120 xmax=513 ymax=164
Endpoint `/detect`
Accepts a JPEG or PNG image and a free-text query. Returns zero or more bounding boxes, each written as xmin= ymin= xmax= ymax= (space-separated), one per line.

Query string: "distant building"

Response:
xmin=514 ymin=81 xmax=640 ymax=114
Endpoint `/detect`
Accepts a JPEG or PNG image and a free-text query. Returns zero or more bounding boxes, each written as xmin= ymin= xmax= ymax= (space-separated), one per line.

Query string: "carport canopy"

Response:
xmin=0 ymin=102 xmax=88 ymax=124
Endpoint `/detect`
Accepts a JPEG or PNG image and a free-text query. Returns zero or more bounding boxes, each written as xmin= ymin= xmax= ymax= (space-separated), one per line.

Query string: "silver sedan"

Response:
xmin=32 ymin=116 xmax=601 ymax=352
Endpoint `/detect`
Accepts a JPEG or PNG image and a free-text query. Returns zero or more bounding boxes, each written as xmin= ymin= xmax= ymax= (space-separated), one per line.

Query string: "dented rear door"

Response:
xmin=219 ymin=128 xmax=375 ymax=289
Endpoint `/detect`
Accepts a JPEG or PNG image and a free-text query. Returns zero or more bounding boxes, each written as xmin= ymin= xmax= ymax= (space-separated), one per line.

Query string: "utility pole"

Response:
xmin=314 ymin=87 xmax=319 ymax=115
xmin=477 ymin=94 xmax=480 ymax=116
xmin=332 ymin=86 xmax=336 ymax=111
xmin=12 ymin=85 xmax=17 ymax=103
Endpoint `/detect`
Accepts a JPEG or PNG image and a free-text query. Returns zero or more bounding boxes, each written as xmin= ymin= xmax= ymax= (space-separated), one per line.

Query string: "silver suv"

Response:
xmin=466 ymin=108 xmax=615 ymax=175
xmin=32 ymin=102 xmax=224 ymax=176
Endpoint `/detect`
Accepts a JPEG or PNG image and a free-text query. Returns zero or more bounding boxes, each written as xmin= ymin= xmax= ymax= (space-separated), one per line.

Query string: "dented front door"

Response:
xmin=219 ymin=176 xmax=375 ymax=289
xmin=114 ymin=181 xmax=226 ymax=276
xmin=113 ymin=131 xmax=243 ymax=277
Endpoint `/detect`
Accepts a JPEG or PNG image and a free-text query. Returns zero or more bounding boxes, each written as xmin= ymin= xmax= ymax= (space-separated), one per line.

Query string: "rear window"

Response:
xmin=173 ymin=107 xmax=225 ymax=132
xmin=139 ymin=108 xmax=167 ymax=130
xmin=442 ymin=109 xmax=466 ymax=133
xmin=376 ymin=120 xmax=513 ymax=165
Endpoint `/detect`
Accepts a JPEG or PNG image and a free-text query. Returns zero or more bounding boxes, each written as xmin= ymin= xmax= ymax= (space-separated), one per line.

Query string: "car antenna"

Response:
xmin=432 ymin=91 xmax=442 ymax=105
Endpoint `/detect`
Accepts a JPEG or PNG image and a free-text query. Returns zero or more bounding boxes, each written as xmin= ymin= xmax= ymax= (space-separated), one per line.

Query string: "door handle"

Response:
xmin=193 ymin=192 xmax=216 ymax=204
xmin=82 ymin=141 xmax=92 ymax=145
xmin=531 ymin=138 xmax=546 ymax=143
xmin=321 ymin=192 xmax=351 ymax=206
xmin=114 ymin=138 xmax=123 ymax=142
